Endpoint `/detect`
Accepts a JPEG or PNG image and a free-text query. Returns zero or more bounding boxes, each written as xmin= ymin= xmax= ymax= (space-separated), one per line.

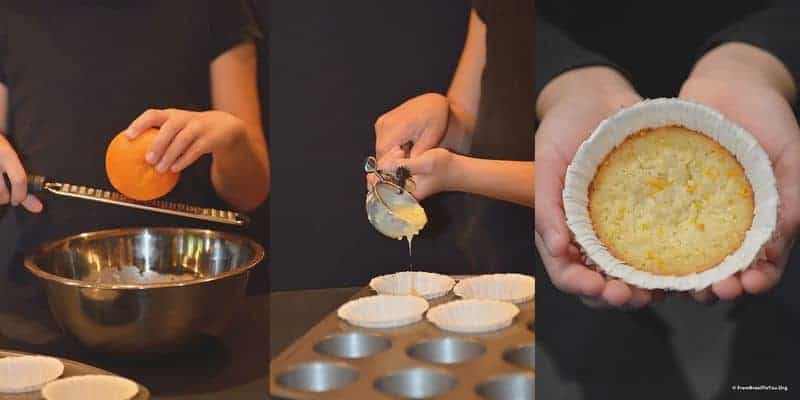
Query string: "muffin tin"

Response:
xmin=270 ymin=284 xmax=534 ymax=399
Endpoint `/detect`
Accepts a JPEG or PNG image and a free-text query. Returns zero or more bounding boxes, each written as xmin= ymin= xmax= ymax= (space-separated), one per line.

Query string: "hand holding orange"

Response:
xmin=105 ymin=128 xmax=179 ymax=201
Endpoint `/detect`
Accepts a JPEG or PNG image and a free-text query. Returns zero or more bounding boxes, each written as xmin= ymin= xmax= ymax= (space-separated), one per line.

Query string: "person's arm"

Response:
xmin=672 ymin=1 xmax=800 ymax=302
xmin=698 ymin=0 xmax=800 ymax=100
xmin=439 ymin=9 xmax=486 ymax=154
xmin=374 ymin=9 xmax=485 ymax=159
xmin=124 ymin=42 xmax=269 ymax=212
xmin=447 ymin=156 xmax=533 ymax=208
xmin=378 ymin=147 xmax=533 ymax=208
xmin=208 ymin=42 xmax=270 ymax=211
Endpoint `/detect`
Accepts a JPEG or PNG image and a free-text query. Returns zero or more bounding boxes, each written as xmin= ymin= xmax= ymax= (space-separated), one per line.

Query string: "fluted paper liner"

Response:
xmin=338 ymin=295 xmax=429 ymax=328
xmin=427 ymin=299 xmax=520 ymax=333
xmin=453 ymin=274 xmax=534 ymax=304
xmin=0 ymin=356 xmax=64 ymax=393
xmin=42 ymin=375 xmax=139 ymax=400
xmin=563 ymin=98 xmax=778 ymax=291
xmin=370 ymin=271 xmax=455 ymax=299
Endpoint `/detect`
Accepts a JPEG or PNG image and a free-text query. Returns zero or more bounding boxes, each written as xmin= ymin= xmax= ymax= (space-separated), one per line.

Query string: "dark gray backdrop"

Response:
xmin=268 ymin=0 xmax=472 ymax=290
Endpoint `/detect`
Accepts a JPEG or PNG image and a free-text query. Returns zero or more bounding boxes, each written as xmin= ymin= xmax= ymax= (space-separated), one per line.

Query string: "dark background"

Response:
xmin=268 ymin=0 xmax=472 ymax=290
xmin=0 ymin=1 xmax=269 ymax=295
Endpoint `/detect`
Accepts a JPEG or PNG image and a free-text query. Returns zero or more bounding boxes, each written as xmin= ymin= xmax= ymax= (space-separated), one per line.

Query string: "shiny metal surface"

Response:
xmin=374 ymin=367 xmax=458 ymax=399
xmin=27 ymin=173 xmax=248 ymax=225
xmin=476 ymin=372 xmax=535 ymax=400
xmin=407 ymin=337 xmax=486 ymax=365
xmin=276 ymin=362 xmax=359 ymax=392
xmin=503 ymin=344 xmax=534 ymax=370
xmin=270 ymin=285 xmax=534 ymax=399
xmin=366 ymin=181 xmax=425 ymax=239
xmin=313 ymin=332 xmax=391 ymax=359
xmin=24 ymin=228 xmax=264 ymax=356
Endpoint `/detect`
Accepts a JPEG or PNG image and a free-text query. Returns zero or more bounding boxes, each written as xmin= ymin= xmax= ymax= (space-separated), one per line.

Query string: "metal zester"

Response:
xmin=23 ymin=174 xmax=249 ymax=226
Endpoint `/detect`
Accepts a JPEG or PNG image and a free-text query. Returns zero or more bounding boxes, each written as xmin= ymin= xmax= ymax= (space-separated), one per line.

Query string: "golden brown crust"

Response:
xmin=588 ymin=126 xmax=754 ymax=276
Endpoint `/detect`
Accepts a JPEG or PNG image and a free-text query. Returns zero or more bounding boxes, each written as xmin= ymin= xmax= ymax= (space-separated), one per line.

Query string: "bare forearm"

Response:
xmin=439 ymin=100 xmax=476 ymax=154
xmin=446 ymin=154 xmax=534 ymax=208
xmin=688 ymin=42 xmax=796 ymax=102
xmin=211 ymin=125 xmax=270 ymax=211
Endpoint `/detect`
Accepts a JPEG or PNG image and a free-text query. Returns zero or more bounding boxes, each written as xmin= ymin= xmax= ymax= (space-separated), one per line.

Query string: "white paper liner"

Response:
xmin=563 ymin=98 xmax=778 ymax=291
xmin=427 ymin=299 xmax=520 ymax=333
xmin=0 ymin=355 xmax=64 ymax=393
xmin=337 ymin=295 xmax=430 ymax=328
xmin=369 ymin=271 xmax=456 ymax=299
xmin=453 ymin=274 xmax=535 ymax=304
xmin=41 ymin=375 xmax=139 ymax=400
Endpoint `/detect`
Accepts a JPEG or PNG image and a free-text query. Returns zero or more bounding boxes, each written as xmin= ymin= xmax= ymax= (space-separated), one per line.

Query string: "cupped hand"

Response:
xmin=0 ymin=134 xmax=42 ymax=213
xmin=679 ymin=76 xmax=800 ymax=303
xmin=534 ymin=66 xmax=654 ymax=308
xmin=125 ymin=108 xmax=246 ymax=173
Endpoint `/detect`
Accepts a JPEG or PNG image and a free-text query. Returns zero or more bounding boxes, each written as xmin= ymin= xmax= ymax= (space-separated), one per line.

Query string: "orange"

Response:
xmin=105 ymin=128 xmax=179 ymax=201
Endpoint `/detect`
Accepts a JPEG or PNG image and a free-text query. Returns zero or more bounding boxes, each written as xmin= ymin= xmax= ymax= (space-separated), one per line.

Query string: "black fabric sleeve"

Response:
xmin=701 ymin=0 xmax=800 ymax=89
xmin=208 ymin=0 xmax=263 ymax=62
xmin=535 ymin=16 xmax=627 ymax=97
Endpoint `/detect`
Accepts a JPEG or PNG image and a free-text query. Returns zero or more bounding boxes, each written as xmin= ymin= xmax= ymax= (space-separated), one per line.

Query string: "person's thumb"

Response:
xmin=21 ymin=194 xmax=43 ymax=213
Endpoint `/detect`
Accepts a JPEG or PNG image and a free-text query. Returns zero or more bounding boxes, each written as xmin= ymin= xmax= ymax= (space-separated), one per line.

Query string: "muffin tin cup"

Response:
xmin=374 ymin=368 xmax=458 ymax=399
xmin=313 ymin=332 xmax=391 ymax=359
xmin=503 ymin=344 xmax=534 ymax=370
xmin=476 ymin=372 xmax=535 ymax=400
xmin=271 ymin=285 xmax=534 ymax=399
xmin=275 ymin=362 xmax=359 ymax=393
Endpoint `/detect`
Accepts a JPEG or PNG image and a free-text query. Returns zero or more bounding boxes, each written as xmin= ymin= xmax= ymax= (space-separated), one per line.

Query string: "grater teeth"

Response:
xmin=46 ymin=182 xmax=247 ymax=226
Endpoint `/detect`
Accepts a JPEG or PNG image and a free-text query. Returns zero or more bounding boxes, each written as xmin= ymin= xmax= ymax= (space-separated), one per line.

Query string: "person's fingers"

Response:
xmin=20 ymin=194 xmax=43 ymax=213
xmin=2 ymin=154 xmax=28 ymax=206
xmin=626 ymin=286 xmax=653 ymax=309
xmin=690 ymin=287 xmax=718 ymax=304
xmin=741 ymin=260 xmax=783 ymax=294
xmin=533 ymin=151 xmax=570 ymax=258
xmin=158 ymin=124 xmax=201 ymax=173
xmin=148 ymin=116 xmax=190 ymax=165
xmin=374 ymin=114 xmax=412 ymax=159
xmin=711 ymin=275 xmax=744 ymax=300
xmin=535 ymin=231 xmax=605 ymax=297
xmin=126 ymin=109 xmax=171 ymax=139
xmin=601 ymin=280 xmax=632 ymax=307
xmin=651 ymin=290 xmax=668 ymax=304
xmin=0 ymin=173 xmax=9 ymax=205
xmin=379 ymin=153 xmax=432 ymax=176
xmin=410 ymin=125 xmax=442 ymax=158
xmin=170 ymin=139 xmax=207 ymax=173
xmin=580 ymin=296 xmax=609 ymax=309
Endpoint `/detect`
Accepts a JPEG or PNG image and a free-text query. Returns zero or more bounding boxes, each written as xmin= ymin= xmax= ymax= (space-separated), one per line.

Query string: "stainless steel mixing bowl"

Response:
xmin=24 ymin=227 xmax=264 ymax=356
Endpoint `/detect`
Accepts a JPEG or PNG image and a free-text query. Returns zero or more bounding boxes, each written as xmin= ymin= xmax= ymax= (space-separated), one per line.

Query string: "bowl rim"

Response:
xmin=23 ymin=227 xmax=266 ymax=290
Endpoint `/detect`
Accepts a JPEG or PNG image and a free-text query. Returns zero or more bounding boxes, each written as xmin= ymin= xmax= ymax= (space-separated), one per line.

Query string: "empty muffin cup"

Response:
xmin=276 ymin=362 xmax=359 ymax=393
xmin=313 ymin=332 xmax=391 ymax=359
xmin=374 ymin=368 xmax=457 ymax=399
xmin=476 ymin=372 xmax=535 ymax=400
xmin=407 ymin=337 xmax=485 ymax=364
xmin=503 ymin=344 xmax=534 ymax=369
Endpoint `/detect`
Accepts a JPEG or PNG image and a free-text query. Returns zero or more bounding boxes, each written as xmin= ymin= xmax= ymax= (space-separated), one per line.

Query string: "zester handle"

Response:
xmin=0 ymin=173 xmax=45 ymax=197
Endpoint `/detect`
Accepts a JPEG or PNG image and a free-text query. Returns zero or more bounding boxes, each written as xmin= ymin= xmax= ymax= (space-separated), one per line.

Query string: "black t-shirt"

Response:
xmin=534 ymin=3 xmax=800 ymax=399
xmin=457 ymin=0 xmax=534 ymax=274
xmin=0 ymin=0 xmax=257 ymax=281
xmin=536 ymin=0 xmax=800 ymax=99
